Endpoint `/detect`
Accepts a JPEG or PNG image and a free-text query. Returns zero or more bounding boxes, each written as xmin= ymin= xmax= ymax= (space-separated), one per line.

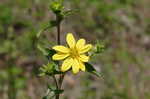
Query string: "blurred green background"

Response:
xmin=0 ymin=0 xmax=150 ymax=99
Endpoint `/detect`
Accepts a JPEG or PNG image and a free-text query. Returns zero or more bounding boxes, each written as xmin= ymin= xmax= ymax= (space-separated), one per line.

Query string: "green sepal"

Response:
xmin=85 ymin=63 xmax=101 ymax=77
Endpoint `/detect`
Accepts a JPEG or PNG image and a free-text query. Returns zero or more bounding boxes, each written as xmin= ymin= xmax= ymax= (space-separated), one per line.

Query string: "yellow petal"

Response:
xmin=72 ymin=59 xmax=79 ymax=74
xmin=66 ymin=33 xmax=76 ymax=48
xmin=52 ymin=45 xmax=70 ymax=53
xmin=52 ymin=53 xmax=69 ymax=60
xmin=79 ymin=54 xmax=89 ymax=62
xmin=79 ymin=44 xmax=92 ymax=54
xmin=61 ymin=58 xmax=73 ymax=72
xmin=79 ymin=61 xmax=85 ymax=71
xmin=76 ymin=39 xmax=85 ymax=50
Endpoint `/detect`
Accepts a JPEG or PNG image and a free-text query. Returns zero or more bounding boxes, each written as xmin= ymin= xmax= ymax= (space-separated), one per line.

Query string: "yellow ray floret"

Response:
xmin=52 ymin=33 xmax=92 ymax=74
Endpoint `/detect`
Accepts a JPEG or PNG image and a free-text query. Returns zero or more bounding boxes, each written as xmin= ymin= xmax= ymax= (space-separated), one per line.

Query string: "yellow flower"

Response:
xmin=52 ymin=33 xmax=92 ymax=74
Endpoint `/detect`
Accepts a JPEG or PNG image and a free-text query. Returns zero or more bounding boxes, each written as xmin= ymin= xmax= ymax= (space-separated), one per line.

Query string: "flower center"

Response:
xmin=70 ymin=48 xmax=79 ymax=58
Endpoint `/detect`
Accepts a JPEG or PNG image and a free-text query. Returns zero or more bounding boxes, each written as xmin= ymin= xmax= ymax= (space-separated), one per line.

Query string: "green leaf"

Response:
xmin=37 ymin=44 xmax=49 ymax=56
xmin=37 ymin=44 xmax=57 ymax=59
xmin=46 ymin=49 xmax=59 ymax=64
xmin=49 ymin=20 xmax=57 ymax=27
xmin=39 ymin=62 xmax=55 ymax=76
xmin=85 ymin=63 xmax=101 ymax=77
xmin=10 ymin=67 xmax=23 ymax=75
xmin=39 ymin=62 xmax=62 ymax=76
xmin=95 ymin=41 xmax=105 ymax=54
xmin=63 ymin=9 xmax=79 ymax=17
xmin=36 ymin=20 xmax=57 ymax=38
xmin=37 ymin=21 xmax=57 ymax=38
xmin=47 ymin=84 xmax=56 ymax=91
xmin=53 ymin=70 xmax=62 ymax=75
xmin=42 ymin=96 xmax=49 ymax=99
xmin=47 ymin=84 xmax=64 ymax=94
xmin=47 ymin=49 xmax=57 ymax=59
xmin=39 ymin=72 xmax=45 ymax=76
xmin=37 ymin=23 xmax=50 ymax=38
xmin=0 ymin=4 xmax=13 ymax=25
xmin=53 ymin=89 xmax=64 ymax=94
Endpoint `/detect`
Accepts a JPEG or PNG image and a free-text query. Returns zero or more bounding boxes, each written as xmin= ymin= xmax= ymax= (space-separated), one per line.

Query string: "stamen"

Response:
xmin=70 ymin=47 xmax=80 ymax=58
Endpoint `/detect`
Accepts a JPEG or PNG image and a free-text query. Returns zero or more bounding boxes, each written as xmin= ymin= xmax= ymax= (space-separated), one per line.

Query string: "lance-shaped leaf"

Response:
xmin=37 ymin=44 xmax=57 ymax=59
xmin=37 ymin=20 xmax=57 ymax=38
xmin=85 ymin=63 xmax=101 ymax=77
xmin=47 ymin=49 xmax=57 ymax=60
xmin=62 ymin=9 xmax=79 ymax=17
xmin=37 ymin=44 xmax=49 ymax=56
